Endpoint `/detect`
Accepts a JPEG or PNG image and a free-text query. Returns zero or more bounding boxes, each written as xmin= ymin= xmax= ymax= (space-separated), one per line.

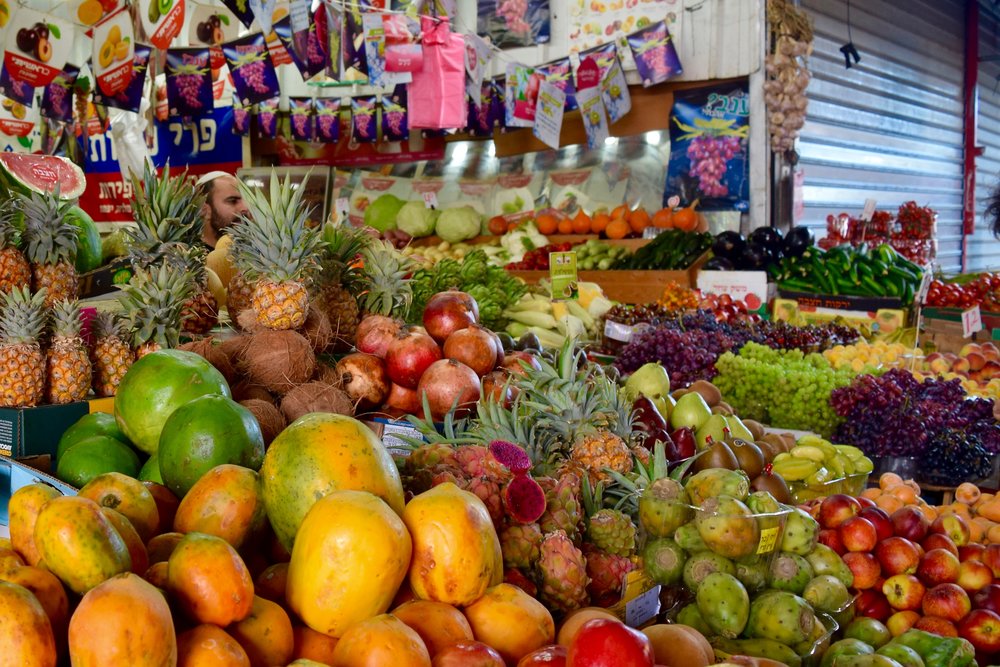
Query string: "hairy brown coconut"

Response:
xmin=300 ymin=306 xmax=334 ymax=353
xmin=177 ymin=337 xmax=236 ymax=384
xmin=239 ymin=399 xmax=286 ymax=446
xmin=236 ymin=309 xmax=264 ymax=332
xmin=231 ymin=380 xmax=276 ymax=404
xmin=279 ymin=382 xmax=354 ymax=423
xmin=313 ymin=362 xmax=342 ymax=387
xmin=218 ymin=334 xmax=252 ymax=368
xmin=242 ymin=329 xmax=316 ymax=395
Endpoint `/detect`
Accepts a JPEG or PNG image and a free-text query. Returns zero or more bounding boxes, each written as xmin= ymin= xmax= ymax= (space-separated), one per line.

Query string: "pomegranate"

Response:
xmin=485 ymin=328 xmax=505 ymax=369
xmin=501 ymin=350 xmax=543 ymax=378
xmin=423 ymin=291 xmax=478 ymax=344
xmin=384 ymin=382 xmax=422 ymax=415
xmin=336 ymin=352 xmax=390 ymax=411
xmin=385 ymin=328 xmax=443 ymax=389
xmin=443 ymin=324 xmax=498 ymax=377
xmin=417 ymin=359 xmax=482 ymax=420
xmin=355 ymin=315 xmax=402 ymax=358
xmin=481 ymin=369 xmax=515 ymax=408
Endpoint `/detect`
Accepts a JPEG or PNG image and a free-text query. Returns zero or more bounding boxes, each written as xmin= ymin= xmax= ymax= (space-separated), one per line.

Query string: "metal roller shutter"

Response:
xmin=797 ymin=0 xmax=966 ymax=273
xmin=972 ymin=2 xmax=1000 ymax=272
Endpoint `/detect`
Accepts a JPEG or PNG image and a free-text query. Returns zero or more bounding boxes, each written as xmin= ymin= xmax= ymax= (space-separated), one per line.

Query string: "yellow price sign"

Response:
xmin=757 ymin=526 xmax=781 ymax=555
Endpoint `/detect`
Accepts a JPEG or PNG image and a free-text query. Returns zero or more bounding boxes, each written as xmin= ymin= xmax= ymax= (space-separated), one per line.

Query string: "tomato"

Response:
xmin=566 ymin=619 xmax=654 ymax=667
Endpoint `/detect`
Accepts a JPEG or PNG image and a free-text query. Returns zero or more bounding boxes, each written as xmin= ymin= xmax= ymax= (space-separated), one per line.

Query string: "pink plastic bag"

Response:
xmin=408 ymin=16 xmax=466 ymax=129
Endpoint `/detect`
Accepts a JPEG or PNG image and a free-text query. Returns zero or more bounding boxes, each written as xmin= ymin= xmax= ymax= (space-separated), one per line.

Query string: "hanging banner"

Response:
xmin=4 ymin=9 xmax=73 ymax=87
xmin=78 ymin=106 xmax=244 ymax=222
xmin=73 ymin=0 xmax=124 ymax=28
xmin=221 ymin=0 xmax=254 ymax=28
xmin=40 ymin=63 xmax=79 ymax=122
xmin=0 ymin=65 xmax=35 ymax=107
xmin=189 ymin=5 xmax=238 ymax=70
xmin=93 ymin=8 xmax=134 ymax=96
xmin=0 ymin=97 xmax=33 ymax=136
xmin=92 ymin=43 xmax=150 ymax=113
xmin=140 ymin=0 xmax=185 ymax=50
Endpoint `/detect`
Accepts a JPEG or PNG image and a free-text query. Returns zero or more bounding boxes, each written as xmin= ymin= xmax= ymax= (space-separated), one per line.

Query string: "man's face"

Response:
xmin=206 ymin=175 xmax=249 ymax=235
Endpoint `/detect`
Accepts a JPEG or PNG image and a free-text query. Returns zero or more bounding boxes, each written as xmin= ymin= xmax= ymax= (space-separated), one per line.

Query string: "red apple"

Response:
xmin=566 ymin=618 xmax=655 ymax=667
xmin=959 ymin=543 xmax=987 ymax=563
xmin=882 ymin=574 xmax=926 ymax=611
xmin=914 ymin=615 xmax=959 ymax=638
xmin=818 ymin=528 xmax=846 ymax=555
xmin=923 ymin=533 xmax=959 ymax=556
xmin=819 ymin=494 xmax=862 ymax=530
xmin=855 ymin=589 xmax=893 ymax=622
xmin=984 ymin=544 xmax=1000 ymax=577
xmin=957 ymin=560 xmax=994 ymax=593
xmin=886 ymin=610 xmax=921 ymax=637
xmin=875 ymin=536 xmax=921 ymax=576
xmin=859 ymin=507 xmax=894 ymax=542
xmin=917 ymin=548 xmax=961 ymax=587
xmin=922 ymin=583 xmax=973 ymax=623
xmin=843 ymin=552 xmax=882 ymax=590
xmin=958 ymin=608 xmax=1000 ymax=653
xmin=433 ymin=641 xmax=505 ymax=667
xmin=891 ymin=506 xmax=931 ymax=543
xmin=517 ymin=645 xmax=568 ymax=667
xmin=931 ymin=514 xmax=972 ymax=547
xmin=857 ymin=496 xmax=877 ymax=509
xmin=973 ymin=583 xmax=1000 ymax=614
xmin=840 ymin=516 xmax=879 ymax=552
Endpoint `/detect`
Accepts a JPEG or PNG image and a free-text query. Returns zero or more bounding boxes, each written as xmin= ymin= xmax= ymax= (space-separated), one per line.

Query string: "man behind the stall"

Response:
xmin=196 ymin=171 xmax=250 ymax=248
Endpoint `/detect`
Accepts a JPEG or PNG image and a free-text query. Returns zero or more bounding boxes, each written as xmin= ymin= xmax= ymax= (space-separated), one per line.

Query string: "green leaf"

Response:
xmin=17 ymin=136 xmax=31 ymax=148
xmin=47 ymin=24 xmax=60 ymax=40
xmin=217 ymin=13 xmax=230 ymax=25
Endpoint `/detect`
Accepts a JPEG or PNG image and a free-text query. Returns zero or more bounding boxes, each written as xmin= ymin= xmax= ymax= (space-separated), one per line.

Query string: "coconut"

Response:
xmin=313 ymin=362 xmax=342 ymax=387
xmin=177 ymin=337 xmax=237 ymax=384
xmin=239 ymin=398 xmax=286 ymax=446
xmin=236 ymin=309 xmax=264 ymax=332
xmin=299 ymin=306 xmax=334 ymax=353
xmin=232 ymin=380 xmax=276 ymax=404
xmin=280 ymin=382 xmax=354 ymax=423
xmin=218 ymin=334 xmax=252 ymax=367
xmin=242 ymin=329 xmax=316 ymax=395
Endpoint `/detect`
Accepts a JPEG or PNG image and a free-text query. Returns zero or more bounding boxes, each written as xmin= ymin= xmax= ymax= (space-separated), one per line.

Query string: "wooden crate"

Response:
xmin=408 ymin=234 xmax=650 ymax=250
xmin=506 ymin=269 xmax=695 ymax=303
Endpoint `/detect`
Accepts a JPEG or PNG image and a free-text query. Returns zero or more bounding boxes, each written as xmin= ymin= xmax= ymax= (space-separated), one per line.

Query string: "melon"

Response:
xmin=0 ymin=153 xmax=86 ymax=200
xmin=65 ymin=205 xmax=103 ymax=273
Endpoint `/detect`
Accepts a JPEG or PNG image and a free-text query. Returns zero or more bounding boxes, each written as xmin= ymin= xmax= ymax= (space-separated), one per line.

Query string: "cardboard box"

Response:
xmin=777 ymin=290 xmax=904 ymax=312
xmin=88 ymin=397 xmax=115 ymax=415
xmin=0 ymin=402 xmax=90 ymax=459
xmin=0 ymin=455 xmax=76 ymax=527
xmin=772 ymin=298 xmax=908 ymax=338
xmin=78 ymin=258 xmax=133 ymax=300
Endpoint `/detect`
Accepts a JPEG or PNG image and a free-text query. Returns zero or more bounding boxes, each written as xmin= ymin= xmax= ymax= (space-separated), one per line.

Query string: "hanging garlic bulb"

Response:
xmin=766 ymin=0 xmax=814 ymax=154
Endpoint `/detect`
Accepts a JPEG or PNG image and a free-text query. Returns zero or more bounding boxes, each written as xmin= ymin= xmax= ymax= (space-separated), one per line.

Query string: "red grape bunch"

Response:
xmin=497 ymin=0 xmax=531 ymax=35
xmin=173 ymin=73 xmax=206 ymax=109
xmin=687 ymin=134 xmax=741 ymax=197
xmin=237 ymin=60 xmax=271 ymax=95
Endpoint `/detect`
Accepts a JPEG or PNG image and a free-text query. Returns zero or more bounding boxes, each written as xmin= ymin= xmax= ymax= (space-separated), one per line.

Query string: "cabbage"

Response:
xmin=435 ymin=205 xmax=482 ymax=243
xmin=363 ymin=193 xmax=405 ymax=233
xmin=396 ymin=201 xmax=439 ymax=238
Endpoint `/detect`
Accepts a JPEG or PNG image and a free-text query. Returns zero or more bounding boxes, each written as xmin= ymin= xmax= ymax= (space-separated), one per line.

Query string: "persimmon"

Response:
xmin=591 ymin=213 xmax=611 ymax=235
xmin=610 ymin=204 xmax=630 ymax=220
xmin=605 ymin=218 xmax=631 ymax=240
xmin=673 ymin=205 xmax=699 ymax=232
xmin=557 ymin=218 xmax=574 ymax=235
xmin=629 ymin=208 xmax=651 ymax=234
xmin=652 ymin=208 xmax=674 ymax=228
xmin=535 ymin=213 xmax=559 ymax=235
xmin=572 ymin=211 xmax=592 ymax=234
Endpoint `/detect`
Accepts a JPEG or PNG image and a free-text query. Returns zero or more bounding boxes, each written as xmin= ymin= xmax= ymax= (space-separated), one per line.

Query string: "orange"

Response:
xmin=652 ymin=208 xmax=674 ymax=228
xmin=591 ymin=213 xmax=611 ymax=234
xmin=535 ymin=213 xmax=559 ymax=235
xmin=673 ymin=205 xmax=698 ymax=232
xmin=610 ymin=204 xmax=630 ymax=221
xmin=557 ymin=218 xmax=574 ymax=235
xmin=572 ymin=210 xmax=592 ymax=234
xmin=605 ymin=219 xmax=631 ymax=240
xmin=629 ymin=208 xmax=651 ymax=234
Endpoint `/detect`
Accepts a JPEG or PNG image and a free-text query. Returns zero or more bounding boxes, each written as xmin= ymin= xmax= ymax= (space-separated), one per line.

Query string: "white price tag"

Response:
xmin=963 ymin=305 xmax=983 ymax=338
xmin=861 ymin=198 xmax=877 ymax=222
xmin=915 ymin=271 xmax=932 ymax=305
xmin=624 ymin=584 xmax=661 ymax=628
xmin=335 ymin=197 xmax=350 ymax=218
xmin=422 ymin=191 xmax=439 ymax=209
xmin=667 ymin=195 xmax=681 ymax=208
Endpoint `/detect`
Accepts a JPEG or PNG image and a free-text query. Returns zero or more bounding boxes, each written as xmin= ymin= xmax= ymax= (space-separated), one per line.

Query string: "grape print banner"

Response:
xmin=41 ymin=64 xmax=78 ymax=121
xmin=223 ymin=33 xmax=279 ymax=106
xmin=477 ymin=0 xmax=550 ymax=48
xmin=165 ymin=47 xmax=213 ymax=118
xmin=289 ymin=97 xmax=313 ymax=141
xmin=626 ymin=19 xmax=681 ymax=87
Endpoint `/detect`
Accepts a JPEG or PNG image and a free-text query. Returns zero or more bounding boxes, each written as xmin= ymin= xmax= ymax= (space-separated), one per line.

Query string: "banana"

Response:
xmin=789 ymin=445 xmax=827 ymax=463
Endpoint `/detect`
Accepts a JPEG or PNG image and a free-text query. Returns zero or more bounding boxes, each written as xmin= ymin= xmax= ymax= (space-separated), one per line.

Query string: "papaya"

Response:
xmin=0 ymin=580 xmax=57 ymax=666
xmin=56 ymin=412 xmax=129 ymax=461
xmin=260 ymin=412 xmax=405 ymax=551
xmin=78 ymin=472 xmax=160 ymax=542
xmin=0 ymin=565 xmax=69 ymax=650
xmin=227 ymin=595 xmax=294 ymax=667
xmin=463 ymin=583 xmax=555 ymax=665
xmin=7 ymin=483 xmax=60 ymax=566
xmin=287 ymin=490 xmax=411 ymax=638
xmin=403 ymin=483 xmax=503 ymax=606
xmin=177 ymin=624 xmax=250 ymax=666
xmin=173 ymin=464 xmax=265 ymax=549
xmin=166 ymin=532 xmax=254 ymax=626
xmin=391 ymin=600 xmax=474 ymax=657
xmin=329 ymin=614 xmax=431 ymax=666
xmin=99 ymin=508 xmax=149 ymax=575
xmin=55 ymin=436 xmax=141 ymax=488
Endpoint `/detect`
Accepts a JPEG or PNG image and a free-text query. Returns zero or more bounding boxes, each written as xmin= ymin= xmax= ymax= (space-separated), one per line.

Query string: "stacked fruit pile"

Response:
xmin=918 ymin=342 xmax=1000 ymax=401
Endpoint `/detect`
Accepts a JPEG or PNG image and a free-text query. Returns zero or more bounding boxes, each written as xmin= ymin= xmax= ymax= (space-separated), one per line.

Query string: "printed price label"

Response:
xmin=549 ymin=251 xmax=578 ymax=300
xmin=336 ymin=197 xmax=349 ymax=217
xmin=916 ymin=271 xmax=932 ymax=305
xmin=625 ymin=583 xmax=661 ymax=628
xmin=757 ymin=526 xmax=781 ymax=554
xmin=861 ymin=198 xmax=877 ymax=222
xmin=667 ymin=195 xmax=681 ymax=208
xmin=963 ymin=306 xmax=983 ymax=338
xmin=603 ymin=319 xmax=635 ymax=343
xmin=422 ymin=191 xmax=438 ymax=209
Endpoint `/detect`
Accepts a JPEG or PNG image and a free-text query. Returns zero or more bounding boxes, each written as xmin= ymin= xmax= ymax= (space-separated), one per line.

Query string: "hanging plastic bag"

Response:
xmin=109 ymin=97 xmax=153 ymax=184
xmin=407 ymin=16 xmax=465 ymax=130
xmin=477 ymin=0 xmax=550 ymax=48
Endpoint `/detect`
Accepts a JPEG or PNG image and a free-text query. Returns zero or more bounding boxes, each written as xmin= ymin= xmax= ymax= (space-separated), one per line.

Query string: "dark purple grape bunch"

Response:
xmin=237 ymin=59 xmax=271 ymax=95
xmin=316 ymin=112 xmax=337 ymax=140
xmin=687 ymin=134 xmax=742 ymax=197
xmin=196 ymin=15 xmax=224 ymax=45
xmin=174 ymin=73 xmax=205 ymax=109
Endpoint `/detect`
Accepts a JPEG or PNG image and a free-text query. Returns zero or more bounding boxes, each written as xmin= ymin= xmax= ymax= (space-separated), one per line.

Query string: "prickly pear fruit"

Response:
xmin=745 ymin=590 xmax=815 ymax=646
xmin=767 ymin=552 xmax=815 ymax=594
xmin=709 ymin=637 xmax=803 ymax=667
xmin=685 ymin=468 xmax=749 ymax=506
xmin=746 ymin=490 xmax=781 ymax=515
xmin=683 ymin=551 xmax=736 ymax=592
xmin=677 ymin=602 xmax=712 ymax=636
xmin=638 ymin=478 xmax=692 ymax=537
xmin=795 ymin=613 xmax=832 ymax=657
xmin=820 ymin=639 xmax=874 ymax=667
xmin=805 ymin=543 xmax=854 ymax=588
xmin=696 ymin=495 xmax=759 ymax=560
xmin=827 ymin=654 xmax=902 ymax=667
xmin=642 ymin=537 xmax=685 ymax=586
xmin=780 ymin=506 xmax=819 ymax=555
xmin=674 ymin=522 xmax=707 ymax=552
xmin=696 ymin=572 xmax=749 ymax=639
xmin=802 ymin=574 xmax=852 ymax=615
xmin=735 ymin=559 xmax=770 ymax=592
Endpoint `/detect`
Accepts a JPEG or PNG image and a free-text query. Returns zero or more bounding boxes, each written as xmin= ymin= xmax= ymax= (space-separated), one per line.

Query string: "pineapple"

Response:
xmin=356 ymin=240 xmax=414 ymax=319
xmin=581 ymin=478 xmax=636 ymax=557
xmin=0 ymin=287 xmax=47 ymax=407
xmin=168 ymin=246 xmax=218 ymax=335
xmin=226 ymin=271 xmax=255 ymax=323
xmin=21 ymin=191 xmax=78 ymax=306
xmin=0 ymin=200 xmax=30 ymax=295
xmin=229 ymin=171 xmax=323 ymax=331
xmin=118 ymin=262 xmax=195 ymax=357
xmin=90 ymin=310 xmax=134 ymax=397
xmin=46 ymin=299 xmax=92 ymax=404
xmin=126 ymin=161 xmax=205 ymax=268
xmin=569 ymin=431 xmax=633 ymax=483
xmin=536 ymin=530 xmax=590 ymax=613
xmin=311 ymin=223 xmax=372 ymax=349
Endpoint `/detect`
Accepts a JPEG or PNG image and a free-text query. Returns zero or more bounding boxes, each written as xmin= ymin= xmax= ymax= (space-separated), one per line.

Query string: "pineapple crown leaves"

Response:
xmin=126 ymin=161 xmax=206 ymax=262
xmin=581 ymin=475 xmax=607 ymax=518
xmin=229 ymin=169 xmax=323 ymax=284
xmin=49 ymin=299 xmax=82 ymax=340
xmin=315 ymin=222 xmax=372 ymax=287
xmin=0 ymin=197 xmax=23 ymax=249
xmin=603 ymin=439 xmax=673 ymax=514
xmin=162 ymin=244 xmax=209 ymax=284
xmin=20 ymin=190 xmax=78 ymax=266
xmin=117 ymin=262 xmax=196 ymax=349
xmin=0 ymin=286 xmax=47 ymax=345
xmin=90 ymin=309 xmax=127 ymax=340
xmin=357 ymin=241 xmax=414 ymax=318
xmin=399 ymin=390 xmax=478 ymax=448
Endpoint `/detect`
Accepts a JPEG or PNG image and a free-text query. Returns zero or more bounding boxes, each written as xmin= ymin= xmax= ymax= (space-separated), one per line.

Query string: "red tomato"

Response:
xmin=566 ymin=619 xmax=654 ymax=667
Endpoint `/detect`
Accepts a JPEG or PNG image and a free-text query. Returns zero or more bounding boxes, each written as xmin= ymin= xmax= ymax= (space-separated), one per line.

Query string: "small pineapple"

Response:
xmin=46 ymin=299 xmax=92 ymax=404
xmin=0 ymin=200 xmax=30 ymax=295
xmin=90 ymin=310 xmax=134 ymax=397
xmin=0 ymin=287 xmax=47 ymax=407
xmin=21 ymin=191 xmax=77 ymax=306
xmin=126 ymin=161 xmax=205 ymax=268
xmin=356 ymin=240 xmax=414 ymax=320
xmin=229 ymin=171 xmax=323 ymax=330
xmin=118 ymin=262 xmax=195 ymax=357
xmin=582 ymin=478 xmax=636 ymax=557
xmin=168 ymin=246 xmax=218 ymax=335
xmin=500 ymin=522 xmax=543 ymax=570
xmin=570 ymin=430 xmax=634 ymax=484
xmin=311 ymin=223 xmax=372 ymax=349
xmin=226 ymin=271 xmax=255 ymax=323
xmin=536 ymin=530 xmax=590 ymax=613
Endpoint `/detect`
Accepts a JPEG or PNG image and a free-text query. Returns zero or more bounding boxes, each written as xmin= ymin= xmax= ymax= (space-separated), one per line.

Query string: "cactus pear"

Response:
xmin=642 ymin=537 xmax=686 ymax=586
xmin=676 ymin=602 xmax=713 ymax=636
xmin=803 ymin=574 xmax=853 ymax=614
xmin=638 ymin=478 xmax=692 ymax=537
xmin=674 ymin=522 xmax=708 ymax=552
xmin=768 ymin=552 xmax=815 ymax=594
xmin=795 ymin=612 xmax=832 ymax=657
xmin=735 ymin=559 xmax=770 ymax=592
xmin=683 ymin=551 xmax=736 ymax=592
xmin=820 ymin=639 xmax=874 ymax=667
xmin=806 ymin=543 xmax=854 ymax=588
xmin=745 ymin=590 xmax=815 ymax=645
xmin=685 ymin=468 xmax=750 ymax=506
xmin=709 ymin=637 xmax=803 ymax=667
xmin=696 ymin=495 xmax=760 ymax=560
xmin=696 ymin=572 xmax=749 ymax=639
xmin=746 ymin=490 xmax=781 ymax=514
xmin=780 ymin=506 xmax=819 ymax=555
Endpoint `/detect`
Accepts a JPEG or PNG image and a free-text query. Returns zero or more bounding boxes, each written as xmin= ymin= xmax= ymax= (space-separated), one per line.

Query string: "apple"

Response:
xmin=857 ymin=496 xmax=877 ymax=509
xmin=891 ymin=506 xmax=930 ymax=543
xmin=516 ymin=645 xmax=567 ymax=667
xmin=843 ymin=552 xmax=882 ymax=590
xmin=882 ymin=574 xmax=926 ymax=611
xmin=840 ymin=516 xmax=878 ymax=552
xmin=859 ymin=507 xmax=894 ymax=542
xmin=931 ymin=513 xmax=972 ymax=547
xmin=984 ymin=544 xmax=1000 ymax=577
xmin=874 ymin=537 xmax=921 ymax=576
xmin=855 ymin=589 xmax=893 ymax=622
xmin=886 ymin=610 xmax=921 ymax=637
xmin=818 ymin=528 xmax=846 ymax=555
xmin=958 ymin=608 xmax=1000 ymax=653
xmin=922 ymin=583 xmax=973 ymax=623
xmin=566 ymin=618 xmax=654 ymax=667
xmin=959 ymin=543 xmax=987 ymax=563
xmin=973 ymin=583 xmax=1000 ymax=614
xmin=819 ymin=494 xmax=862 ymax=530
xmin=922 ymin=532 xmax=959 ymax=556
xmin=432 ymin=641 xmax=505 ymax=667
xmin=914 ymin=615 xmax=959 ymax=638
xmin=917 ymin=548 xmax=961 ymax=587
xmin=957 ymin=560 xmax=994 ymax=593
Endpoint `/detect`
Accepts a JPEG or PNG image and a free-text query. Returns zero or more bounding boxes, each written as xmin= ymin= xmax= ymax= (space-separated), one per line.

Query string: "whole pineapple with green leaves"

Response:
xmin=0 ymin=199 xmax=30 ymax=295
xmin=46 ymin=299 xmax=91 ymax=404
xmin=0 ymin=287 xmax=47 ymax=407
xmin=168 ymin=245 xmax=218 ymax=335
xmin=126 ymin=161 xmax=205 ymax=268
xmin=357 ymin=240 xmax=414 ymax=319
xmin=229 ymin=171 xmax=323 ymax=330
xmin=118 ymin=262 xmax=195 ymax=357
xmin=21 ymin=191 xmax=78 ymax=306
xmin=89 ymin=310 xmax=134 ymax=397
xmin=311 ymin=222 xmax=371 ymax=349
